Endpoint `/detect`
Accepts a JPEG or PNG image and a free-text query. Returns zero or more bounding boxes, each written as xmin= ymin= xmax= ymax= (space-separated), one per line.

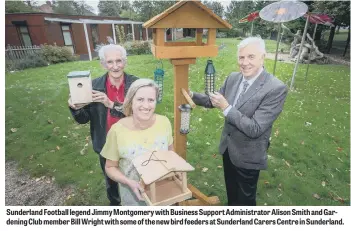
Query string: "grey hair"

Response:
xmin=123 ymin=79 xmax=160 ymax=116
xmin=98 ymin=44 xmax=127 ymax=63
xmin=237 ymin=36 xmax=266 ymax=58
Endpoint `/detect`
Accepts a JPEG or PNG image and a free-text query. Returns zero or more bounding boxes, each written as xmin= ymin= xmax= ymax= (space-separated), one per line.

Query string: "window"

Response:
xmin=61 ymin=24 xmax=74 ymax=54
xmin=17 ymin=26 xmax=32 ymax=47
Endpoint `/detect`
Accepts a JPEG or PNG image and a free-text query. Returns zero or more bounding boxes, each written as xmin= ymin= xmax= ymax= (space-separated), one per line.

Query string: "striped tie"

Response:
xmin=235 ymin=81 xmax=249 ymax=106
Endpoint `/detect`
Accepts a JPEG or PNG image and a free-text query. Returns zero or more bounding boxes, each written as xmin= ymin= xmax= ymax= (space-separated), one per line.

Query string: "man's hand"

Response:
xmin=209 ymin=92 xmax=229 ymax=110
xmin=68 ymin=95 xmax=88 ymax=110
xmin=127 ymin=179 xmax=145 ymax=201
xmin=92 ymin=90 xmax=113 ymax=108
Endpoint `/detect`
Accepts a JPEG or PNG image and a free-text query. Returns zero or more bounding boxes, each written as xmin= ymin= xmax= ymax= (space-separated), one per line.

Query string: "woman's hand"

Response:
xmin=127 ymin=179 xmax=145 ymax=201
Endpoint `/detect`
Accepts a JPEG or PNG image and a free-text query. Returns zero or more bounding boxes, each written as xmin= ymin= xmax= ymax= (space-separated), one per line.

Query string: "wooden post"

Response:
xmin=156 ymin=28 xmax=165 ymax=46
xmin=170 ymin=58 xmax=196 ymax=159
xmin=152 ymin=29 xmax=157 ymax=45
xmin=150 ymin=182 xmax=156 ymax=203
xmin=207 ymin=28 xmax=216 ymax=45
xmin=181 ymin=172 xmax=187 ymax=193
xmin=196 ymin=28 xmax=203 ymax=45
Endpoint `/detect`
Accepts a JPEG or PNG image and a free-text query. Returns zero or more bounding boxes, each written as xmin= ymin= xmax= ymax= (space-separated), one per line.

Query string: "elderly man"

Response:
xmin=68 ymin=44 xmax=138 ymax=206
xmin=191 ymin=37 xmax=288 ymax=206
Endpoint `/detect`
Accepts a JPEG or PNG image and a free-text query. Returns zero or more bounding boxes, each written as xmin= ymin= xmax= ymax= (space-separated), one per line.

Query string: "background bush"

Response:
xmin=41 ymin=44 xmax=78 ymax=64
xmin=124 ymin=40 xmax=151 ymax=55
xmin=6 ymin=52 xmax=48 ymax=72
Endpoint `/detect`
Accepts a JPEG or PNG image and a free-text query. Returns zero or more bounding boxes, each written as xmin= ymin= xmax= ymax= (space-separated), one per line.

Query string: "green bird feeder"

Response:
xmin=154 ymin=61 xmax=165 ymax=103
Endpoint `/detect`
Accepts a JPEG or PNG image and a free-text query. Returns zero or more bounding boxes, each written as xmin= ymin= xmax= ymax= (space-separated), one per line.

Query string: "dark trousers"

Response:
xmin=99 ymin=154 xmax=121 ymax=206
xmin=223 ymin=149 xmax=260 ymax=206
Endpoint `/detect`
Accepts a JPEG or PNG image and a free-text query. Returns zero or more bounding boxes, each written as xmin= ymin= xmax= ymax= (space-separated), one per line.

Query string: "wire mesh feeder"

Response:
xmin=204 ymin=60 xmax=215 ymax=95
xmin=154 ymin=61 xmax=165 ymax=103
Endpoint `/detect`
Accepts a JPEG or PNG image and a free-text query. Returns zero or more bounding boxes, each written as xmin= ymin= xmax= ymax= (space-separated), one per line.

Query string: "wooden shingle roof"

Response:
xmin=143 ymin=0 xmax=232 ymax=29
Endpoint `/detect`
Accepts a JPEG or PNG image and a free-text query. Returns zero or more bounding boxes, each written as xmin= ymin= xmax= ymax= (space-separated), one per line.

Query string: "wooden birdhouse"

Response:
xmin=143 ymin=0 xmax=232 ymax=59
xmin=67 ymin=70 xmax=93 ymax=104
xmin=132 ymin=150 xmax=194 ymax=206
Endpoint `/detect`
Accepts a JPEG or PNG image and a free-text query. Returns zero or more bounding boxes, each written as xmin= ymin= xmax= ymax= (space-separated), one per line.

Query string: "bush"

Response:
xmin=41 ymin=44 xmax=77 ymax=64
xmin=6 ymin=52 xmax=48 ymax=72
xmin=124 ymin=40 xmax=151 ymax=55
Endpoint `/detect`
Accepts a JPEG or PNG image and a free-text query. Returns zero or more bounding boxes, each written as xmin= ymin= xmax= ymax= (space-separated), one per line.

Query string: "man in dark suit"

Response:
xmin=191 ymin=37 xmax=288 ymax=206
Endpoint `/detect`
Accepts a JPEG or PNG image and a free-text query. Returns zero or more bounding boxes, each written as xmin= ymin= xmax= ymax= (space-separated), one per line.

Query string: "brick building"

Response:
xmin=5 ymin=13 xmax=150 ymax=60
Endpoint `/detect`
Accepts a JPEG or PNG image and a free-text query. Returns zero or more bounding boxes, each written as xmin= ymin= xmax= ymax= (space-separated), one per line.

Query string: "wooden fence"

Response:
xmin=5 ymin=45 xmax=42 ymax=60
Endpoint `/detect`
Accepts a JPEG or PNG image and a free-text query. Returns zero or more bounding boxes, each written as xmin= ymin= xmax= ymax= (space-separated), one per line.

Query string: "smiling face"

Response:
xmin=132 ymin=86 xmax=157 ymax=122
xmin=238 ymin=43 xmax=265 ymax=79
xmin=103 ymin=49 xmax=126 ymax=80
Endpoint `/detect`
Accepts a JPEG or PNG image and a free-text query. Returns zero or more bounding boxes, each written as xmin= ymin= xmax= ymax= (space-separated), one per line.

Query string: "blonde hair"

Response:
xmin=123 ymin=79 xmax=159 ymax=116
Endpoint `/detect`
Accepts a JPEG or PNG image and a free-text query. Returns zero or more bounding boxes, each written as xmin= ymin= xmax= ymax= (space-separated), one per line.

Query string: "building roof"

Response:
xmin=143 ymin=0 xmax=232 ymax=29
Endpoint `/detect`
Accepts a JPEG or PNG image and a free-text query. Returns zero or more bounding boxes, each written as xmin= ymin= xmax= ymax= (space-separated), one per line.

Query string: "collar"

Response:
xmin=106 ymin=74 xmax=125 ymax=90
xmin=242 ymin=67 xmax=264 ymax=86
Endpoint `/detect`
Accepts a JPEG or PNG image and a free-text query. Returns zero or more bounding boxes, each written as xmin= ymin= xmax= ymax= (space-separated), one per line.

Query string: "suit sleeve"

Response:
xmin=69 ymin=104 xmax=91 ymax=124
xmin=192 ymin=76 xmax=229 ymax=108
xmin=226 ymin=84 xmax=288 ymax=138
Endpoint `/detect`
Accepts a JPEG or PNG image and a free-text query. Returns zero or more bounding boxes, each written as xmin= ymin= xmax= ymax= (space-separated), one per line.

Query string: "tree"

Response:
xmin=312 ymin=1 xmax=350 ymax=53
xmin=132 ymin=1 xmax=175 ymax=21
xmin=5 ymin=1 xmax=36 ymax=13
xmin=202 ymin=0 xmax=224 ymax=18
xmin=98 ymin=1 xmax=123 ymax=17
xmin=52 ymin=1 xmax=95 ymax=16
xmin=72 ymin=1 xmax=95 ymax=16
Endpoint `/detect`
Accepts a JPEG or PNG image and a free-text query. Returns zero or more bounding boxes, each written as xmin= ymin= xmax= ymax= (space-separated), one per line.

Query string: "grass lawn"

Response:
xmin=5 ymin=38 xmax=350 ymax=206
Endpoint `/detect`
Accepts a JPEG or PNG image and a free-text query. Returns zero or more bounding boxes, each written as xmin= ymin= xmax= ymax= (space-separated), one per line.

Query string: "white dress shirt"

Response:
xmin=223 ymin=67 xmax=264 ymax=116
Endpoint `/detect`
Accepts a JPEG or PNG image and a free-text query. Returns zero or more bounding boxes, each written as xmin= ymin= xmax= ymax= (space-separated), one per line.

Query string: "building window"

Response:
xmin=61 ymin=24 xmax=74 ymax=54
xmin=17 ymin=25 xmax=32 ymax=47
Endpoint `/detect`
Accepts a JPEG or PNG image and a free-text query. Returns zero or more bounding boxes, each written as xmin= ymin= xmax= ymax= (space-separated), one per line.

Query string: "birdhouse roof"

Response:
xmin=143 ymin=0 xmax=232 ymax=29
xmin=132 ymin=150 xmax=194 ymax=185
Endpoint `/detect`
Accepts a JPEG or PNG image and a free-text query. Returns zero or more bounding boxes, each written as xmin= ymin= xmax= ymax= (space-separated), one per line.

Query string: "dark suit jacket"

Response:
xmin=192 ymin=70 xmax=288 ymax=170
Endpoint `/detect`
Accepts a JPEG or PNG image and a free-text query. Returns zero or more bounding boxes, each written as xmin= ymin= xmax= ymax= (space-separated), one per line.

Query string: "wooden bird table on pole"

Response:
xmin=143 ymin=0 xmax=232 ymax=206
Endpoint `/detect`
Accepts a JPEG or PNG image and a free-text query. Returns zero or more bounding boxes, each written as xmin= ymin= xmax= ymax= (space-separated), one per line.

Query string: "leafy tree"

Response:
xmin=311 ymin=1 xmax=350 ymax=53
xmin=202 ymin=0 xmax=224 ymax=18
xmin=5 ymin=1 xmax=36 ymax=13
xmin=52 ymin=1 xmax=94 ymax=16
xmin=98 ymin=1 xmax=123 ymax=17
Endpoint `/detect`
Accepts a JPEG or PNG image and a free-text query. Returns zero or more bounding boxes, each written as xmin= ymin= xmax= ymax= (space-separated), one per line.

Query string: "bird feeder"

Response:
xmin=132 ymin=150 xmax=194 ymax=206
xmin=154 ymin=61 xmax=165 ymax=103
xmin=178 ymin=104 xmax=192 ymax=134
xmin=67 ymin=70 xmax=92 ymax=104
xmin=143 ymin=0 xmax=231 ymax=206
xmin=204 ymin=60 xmax=216 ymax=95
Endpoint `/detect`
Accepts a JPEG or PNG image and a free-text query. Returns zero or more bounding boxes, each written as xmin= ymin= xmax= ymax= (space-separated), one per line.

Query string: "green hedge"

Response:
xmin=41 ymin=44 xmax=78 ymax=64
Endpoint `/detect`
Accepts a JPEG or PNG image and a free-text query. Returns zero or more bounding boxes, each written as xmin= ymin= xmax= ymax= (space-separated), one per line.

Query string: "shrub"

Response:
xmin=6 ymin=52 xmax=48 ymax=72
xmin=41 ymin=44 xmax=77 ymax=64
xmin=124 ymin=40 xmax=151 ymax=55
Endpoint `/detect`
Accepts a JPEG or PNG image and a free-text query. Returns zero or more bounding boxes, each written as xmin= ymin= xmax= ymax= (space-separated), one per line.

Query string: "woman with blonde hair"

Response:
xmin=100 ymin=78 xmax=174 ymax=206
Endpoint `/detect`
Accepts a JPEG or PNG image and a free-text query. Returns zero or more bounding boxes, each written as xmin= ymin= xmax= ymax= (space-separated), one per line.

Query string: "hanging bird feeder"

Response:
xmin=204 ymin=60 xmax=216 ymax=95
xmin=154 ymin=61 xmax=165 ymax=103
xmin=178 ymin=104 xmax=192 ymax=134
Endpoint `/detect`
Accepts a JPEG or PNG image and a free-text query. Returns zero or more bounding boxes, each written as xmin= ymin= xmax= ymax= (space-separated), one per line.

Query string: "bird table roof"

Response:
xmin=143 ymin=0 xmax=232 ymax=29
xmin=132 ymin=150 xmax=194 ymax=185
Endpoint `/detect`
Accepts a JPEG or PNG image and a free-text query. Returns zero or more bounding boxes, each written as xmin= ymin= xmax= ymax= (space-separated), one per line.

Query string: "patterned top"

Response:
xmin=100 ymin=114 xmax=173 ymax=206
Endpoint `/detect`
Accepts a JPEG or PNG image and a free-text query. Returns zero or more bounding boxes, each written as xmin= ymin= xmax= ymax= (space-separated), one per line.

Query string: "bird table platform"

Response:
xmin=132 ymin=150 xmax=194 ymax=206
